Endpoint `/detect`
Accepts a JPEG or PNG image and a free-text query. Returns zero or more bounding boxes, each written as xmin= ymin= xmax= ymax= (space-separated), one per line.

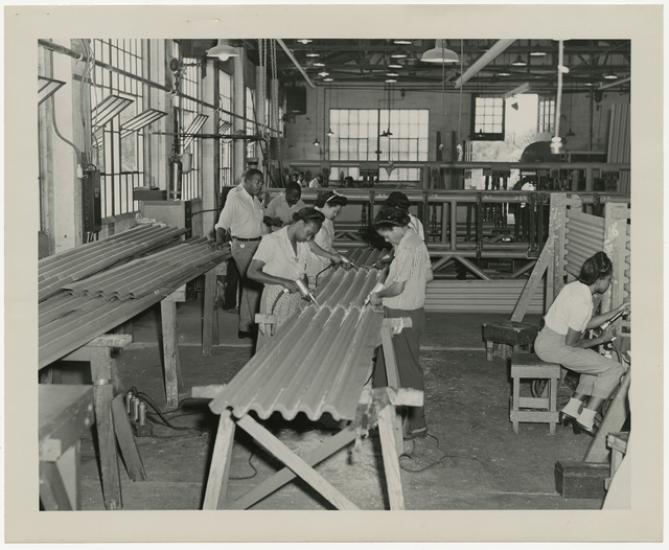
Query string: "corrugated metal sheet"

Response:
xmin=346 ymin=247 xmax=388 ymax=268
xmin=63 ymin=238 xmax=223 ymax=300
xmin=39 ymin=239 xmax=227 ymax=368
xmin=565 ymin=211 xmax=605 ymax=278
xmin=425 ymin=279 xmax=544 ymax=314
xmin=38 ymin=224 xmax=186 ymax=301
xmin=314 ymin=268 xmax=383 ymax=309
xmin=209 ymin=305 xmax=383 ymax=422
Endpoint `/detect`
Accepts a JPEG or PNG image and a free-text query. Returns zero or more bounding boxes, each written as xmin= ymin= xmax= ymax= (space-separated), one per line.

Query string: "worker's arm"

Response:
xmin=585 ymin=302 xmax=630 ymax=330
xmin=368 ymin=281 xmax=406 ymax=306
xmin=307 ymin=240 xmax=352 ymax=268
xmin=246 ymin=259 xmax=300 ymax=293
xmin=213 ymin=197 xmax=235 ymax=244
xmin=565 ymin=326 xmax=616 ymax=349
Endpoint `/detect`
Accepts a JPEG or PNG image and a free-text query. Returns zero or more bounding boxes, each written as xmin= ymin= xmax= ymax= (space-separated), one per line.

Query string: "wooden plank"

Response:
xmin=359 ymin=387 xmax=424 ymax=407
xmin=377 ymin=404 xmax=405 ymax=510
xmin=39 ymin=460 xmax=72 ymax=510
xmin=191 ymin=384 xmax=227 ymax=399
xmin=380 ymin=324 xmax=400 ymax=389
xmin=230 ymin=427 xmax=358 ymax=510
xmin=236 ymin=414 xmax=359 ymax=510
xmin=603 ymin=202 xmax=629 ymax=315
xmin=202 ymin=410 xmax=236 ymax=510
xmin=90 ymin=347 xmax=122 ymax=509
xmin=56 ymin=443 xmax=79 ymax=510
xmin=62 ymin=334 xmax=133 ymax=362
xmin=202 ymin=269 xmax=217 ymax=356
xmin=161 ymin=299 xmax=181 ymax=410
xmin=510 ymin=235 xmax=553 ymax=323
xmin=584 ymin=371 xmax=630 ymax=462
xmin=111 ymin=394 xmax=147 ymax=481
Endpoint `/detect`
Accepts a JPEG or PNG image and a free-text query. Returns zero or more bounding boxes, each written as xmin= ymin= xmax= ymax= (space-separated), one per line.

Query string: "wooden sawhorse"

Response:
xmin=198 ymin=318 xmax=420 ymax=510
xmin=58 ymin=334 xmax=146 ymax=509
xmin=39 ymin=384 xmax=93 ymax=510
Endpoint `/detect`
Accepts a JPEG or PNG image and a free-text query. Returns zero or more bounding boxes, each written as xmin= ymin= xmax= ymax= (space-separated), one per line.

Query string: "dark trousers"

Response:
xmin=223 ymin=259 xmax=240 ymax=309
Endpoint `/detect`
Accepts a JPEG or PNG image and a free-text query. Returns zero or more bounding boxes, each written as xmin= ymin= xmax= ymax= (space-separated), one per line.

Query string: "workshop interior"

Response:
xmin=37 ymin=37 xmax=631 ymax=512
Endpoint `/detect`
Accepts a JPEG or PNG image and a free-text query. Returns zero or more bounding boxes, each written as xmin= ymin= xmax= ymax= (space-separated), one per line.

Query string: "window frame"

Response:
xmin=470 ymin=95 xmax=506 ymax=141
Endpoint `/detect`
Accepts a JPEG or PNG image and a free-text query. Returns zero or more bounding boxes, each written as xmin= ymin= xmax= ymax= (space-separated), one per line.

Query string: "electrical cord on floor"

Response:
xmin=399 ymin=432 xmax=487 ymax=474
xmin=130 ymin=387 xmax=203 ymax=435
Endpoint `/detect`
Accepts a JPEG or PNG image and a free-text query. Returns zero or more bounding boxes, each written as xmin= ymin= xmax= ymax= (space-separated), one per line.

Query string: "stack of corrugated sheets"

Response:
xmin=209 ymin=267 xmax=385 ymax=422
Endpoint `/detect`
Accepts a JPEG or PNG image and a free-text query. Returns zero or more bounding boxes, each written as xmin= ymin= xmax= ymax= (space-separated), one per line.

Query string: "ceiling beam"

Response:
xmin=457 ymin=39 xmax=515 ymax=88
xmin=276 ymin=39 xmax=315 ymax=88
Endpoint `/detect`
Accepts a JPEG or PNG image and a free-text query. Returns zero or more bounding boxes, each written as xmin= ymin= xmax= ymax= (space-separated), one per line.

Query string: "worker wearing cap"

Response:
xmin=368 ymin=206 xmax=434 ymax=439
xmin=248 ymin=207 xmax=347 ymax=349
xmin=264 ymin=182 xmax=306 ymax=230
xmin=214 ymin=168 xmax=266 ymax=337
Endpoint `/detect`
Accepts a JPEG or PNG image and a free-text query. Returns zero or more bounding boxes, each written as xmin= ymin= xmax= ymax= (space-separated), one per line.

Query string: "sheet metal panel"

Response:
xmin=209 ymin=305 xmax=383 ymax=422
xmin=565 ymin=211 xmax=606 ymax=278
xmin=314 ymin=268 xmax=382 ymax=309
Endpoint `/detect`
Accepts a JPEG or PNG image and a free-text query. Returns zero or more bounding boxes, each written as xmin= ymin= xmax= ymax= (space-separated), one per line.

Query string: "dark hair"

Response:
xmin=373 ymin=206 xmax=410 ymax=231
xmin=244 ymin=168 xmax=264 ymax=182
xmin=315 ymin=190 xmax=348 ymax=208
xmin=285 ymin=182 xmax=302 ymax=196
xmin=292 ymin=206 xmax=325 ymax=227
xmin=385 ymin=191 xmax=410 ymax=211
xmin=578 ymin=252 xmax=613 ymax=285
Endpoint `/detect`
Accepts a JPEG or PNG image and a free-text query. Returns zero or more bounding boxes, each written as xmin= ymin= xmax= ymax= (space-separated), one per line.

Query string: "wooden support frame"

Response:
xmin=200 ymin=317 xmax=420 ymax=511
xmin=161 ymin=286 xmax=185 ymax=410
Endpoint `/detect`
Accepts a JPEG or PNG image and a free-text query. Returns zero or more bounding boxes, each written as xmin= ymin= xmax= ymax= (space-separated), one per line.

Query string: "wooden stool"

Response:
xmin=605 ymin=431 xmax=629 ymax=490
xmin=483 ymin=320 xmax=538 ymax=361
xmin=510 ymin=356 xmax=561 ymax=434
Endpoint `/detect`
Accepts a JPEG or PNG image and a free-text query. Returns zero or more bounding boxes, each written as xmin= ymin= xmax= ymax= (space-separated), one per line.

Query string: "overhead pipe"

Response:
xmin=276 ymin=39 xmax=315 ymax=88
xmin=599 ymin=76 xmax=631 ymax=90
xmin=453 ymin=39 xmax=515 ymax=88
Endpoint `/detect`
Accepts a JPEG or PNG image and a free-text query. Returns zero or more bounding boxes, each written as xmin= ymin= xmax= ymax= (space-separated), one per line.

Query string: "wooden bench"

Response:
xmin=482 ymin=320 xmax=538 ymax=361
xmin=509 ymin=355 xmax=561 ymax=434
xmin=39 ymin=384 xmax=93 ymax=510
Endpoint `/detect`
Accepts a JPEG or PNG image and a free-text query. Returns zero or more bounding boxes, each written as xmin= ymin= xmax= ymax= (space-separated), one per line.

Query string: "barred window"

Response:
xmin=218 ymin=69 xmax=233 ymax=189
xmin=180 ymin=56 xmax=202 ymax=201
xmin=538 ymin=97 xmax=555 ymax=133
xmin=472 ymin=96 xmax=505 ymax=140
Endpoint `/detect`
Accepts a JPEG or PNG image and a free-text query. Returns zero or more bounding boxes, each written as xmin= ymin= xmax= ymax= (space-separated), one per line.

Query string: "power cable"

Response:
xmin=399 ymin=431 xmax=487 ymax=474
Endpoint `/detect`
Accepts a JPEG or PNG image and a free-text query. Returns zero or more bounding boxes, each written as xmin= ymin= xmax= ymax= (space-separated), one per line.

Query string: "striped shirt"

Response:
xmin=383 ymin=229 xmax=433 ymax=310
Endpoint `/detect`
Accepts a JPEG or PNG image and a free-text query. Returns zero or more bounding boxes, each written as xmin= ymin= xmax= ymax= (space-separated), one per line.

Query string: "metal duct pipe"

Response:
xmin=276 ymin=39 xmax=315 ymax=88
xmin=599 ymin=76 xmax=631 ymax=91
xmin=453 ymin=39 xmax=515 ymax=88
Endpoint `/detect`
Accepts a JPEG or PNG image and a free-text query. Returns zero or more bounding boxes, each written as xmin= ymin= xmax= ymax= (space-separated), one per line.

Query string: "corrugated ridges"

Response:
xmin=63 ymin=238 xmax=225 ymax=300
xmin=209 ymin=305 xmax=382 ymax=422
xmin=565 ymin=211 xmax=605 ymax=278
xmin=39 ymin=224 xmax=187 ymax=301
xmin=315 ymin=268 xmax=382 ymax=309
xmin=346 ymin=247 xmax=387 ymax=268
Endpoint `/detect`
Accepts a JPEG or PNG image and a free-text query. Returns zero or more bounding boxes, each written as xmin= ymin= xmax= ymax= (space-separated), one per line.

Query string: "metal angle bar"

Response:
xmin=38 ymin=76 xmax=66 ymax=105
xmin=92 ymin=94 xmax=133 ymax=129
xmin=182 ymin=114 xmax=210 ymax=151
xmin=454 ymin=39 xmax=516 ymax=88
xmin=276 ymin=39 xmax=316 ymax=89
xmin=120 ymin=109 xmax=168 ymax=138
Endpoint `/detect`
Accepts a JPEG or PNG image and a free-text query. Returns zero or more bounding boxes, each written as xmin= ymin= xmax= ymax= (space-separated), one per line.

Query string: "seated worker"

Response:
xmin=264 ymin=182 xmax=306 ymax=231
xmin=247 ymin=207 xmax=349 ymax=349
xmin=368 ymin=206 xmax=434 ymax=439
xmin=306 ymin=190 xmax=349 ymax=283
xmin=385 ymin=191 xmax=425 ymax=241
xmin=534 ymin=251 xmax=630 ymax=434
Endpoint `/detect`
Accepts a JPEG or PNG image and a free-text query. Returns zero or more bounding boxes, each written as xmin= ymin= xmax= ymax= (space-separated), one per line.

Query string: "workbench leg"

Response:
xmin=161 ymin=299 xmax=182 ymax=410
xmin=111 ymin=394 xmax=146 ymax=481
xmin=377 ymin=404 xmax=405 ymax=510
xmin=39 ymin=460 xmax=72 ymax=511
xmin=202 ymin=269 xmax=217 ymax=356
xmin=203 ymin=410 xmax=236 ymax=510
xmin=585 ymin=372 xmax=630 ymax=463
xmin=57 ymin=442 xmax=80 ymax=510
xmin=236 ymin=414 xmax=359 ymax=510
xmin=90 ymin=348 xmax=122 ymax=510
xmin=394 ymin=410 xmax=404 ymax=456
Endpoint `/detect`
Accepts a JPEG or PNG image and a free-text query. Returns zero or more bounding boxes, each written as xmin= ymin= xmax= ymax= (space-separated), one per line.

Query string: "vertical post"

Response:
xmin=450 ymin=200 xmax=457 ymax=251
xmin=90 ymin=347 xmax=122 ymax=509
xmin=377 ymin=403 xmax=405 ymax=510
xmin=255 ymin=63 xmax=266 ymax=168
xmin=233 ymin=48 xmax=246 ymax=180
xmin=203 ymin=410 xmax=236 ymax=509
xmin=602 ymin=202 xmax=629 ymax=313
xmin=201 ymin=58 xmax=220 ymax=236
xmin=202 ymin=267 xmax=217 ymax=356
xmin=161 ymin=290 xmax=184 ymax=410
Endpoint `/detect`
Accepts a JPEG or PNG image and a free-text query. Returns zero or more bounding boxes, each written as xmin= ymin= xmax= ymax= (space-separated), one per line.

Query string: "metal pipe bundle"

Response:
xmin=38 ymin=224 xmax=186 ymax=301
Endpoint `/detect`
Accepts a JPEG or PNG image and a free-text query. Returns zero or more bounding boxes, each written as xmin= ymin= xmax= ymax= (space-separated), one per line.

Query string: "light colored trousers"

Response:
xmin=231 ymin=239 xmax=261 ymax=333
xmin=534 ymin=326 xmax=624 ymax=399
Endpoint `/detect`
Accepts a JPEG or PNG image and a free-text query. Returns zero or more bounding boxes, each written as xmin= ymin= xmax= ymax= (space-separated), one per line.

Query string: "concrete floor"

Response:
xmin=59 ymin=298 xmax=602 ymax=510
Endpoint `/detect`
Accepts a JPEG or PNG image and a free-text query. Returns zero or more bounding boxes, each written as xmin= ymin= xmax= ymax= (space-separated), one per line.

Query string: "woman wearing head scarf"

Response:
xmin=306 ymin=190 xmax=350 ymax=283
xmin=369 ymin=206 xmax=434 ymax=439
xmin=534 ymin=251 xmax=630 ymax=433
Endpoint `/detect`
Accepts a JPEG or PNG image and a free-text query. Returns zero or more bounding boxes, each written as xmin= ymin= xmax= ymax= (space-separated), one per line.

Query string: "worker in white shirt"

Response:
xmin=306 ymin=190 xmax=349 ymax=284
xmin=214 ymin=169 xmax=266 ymax=338
xmin=385 ymin=191 xmax=425 ymax=241
xmin=264 ymin=182 xmax=306 ymax=230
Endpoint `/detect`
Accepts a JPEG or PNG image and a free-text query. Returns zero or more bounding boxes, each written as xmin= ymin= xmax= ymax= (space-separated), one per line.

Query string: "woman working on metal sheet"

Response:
xmin=306 ymin=190 xmax=349 ymax=284
xmin=534 ymin=251 xmax=630 ymax=434
xmin=368 ymin=206 xmax=434 ymax=439
xmin=247 ymin=207 xmax=349 ymax=349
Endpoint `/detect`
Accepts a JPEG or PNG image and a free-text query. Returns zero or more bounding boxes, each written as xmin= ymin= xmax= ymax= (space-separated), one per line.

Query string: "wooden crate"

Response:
xmin=555 ymin=460 xmax=609 ymax=499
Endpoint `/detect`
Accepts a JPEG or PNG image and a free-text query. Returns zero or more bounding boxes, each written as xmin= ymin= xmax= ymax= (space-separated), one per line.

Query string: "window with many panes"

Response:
xmin=218 ymin=69 xmax=233 ymax=189
xmin=537 ymin=97 xmax=555 ymax=133
xmin=180 ymin=57 xmax=202 ymax=200
xmin=472 ymin=96 xmax=505 ymax=140
xmin=245 ymin=87 xmax=256 ymax=158
xmin=91 ymin=39 xmax=145 ymax=218
xmin=328 ymin=109 xmax=428 ymax=182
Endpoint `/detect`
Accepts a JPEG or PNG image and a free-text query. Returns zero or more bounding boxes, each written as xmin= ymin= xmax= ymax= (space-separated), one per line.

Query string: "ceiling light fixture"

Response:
xmin=327 ymin=128 xmax=335 ymax=136
xmin=386 ymin=72 xmax=399 ymax=77
xmin=511 ymin=55 xmax=527 ymax=67
xmin=297 ymin=39 xmax=313 ymax=45
xmin=530 ymin=51 xmax=547 ymax=57
xmin=306 ymin=52 xmax=320 ymax=58
xmin=318 ymin=71 xmax=330 ymax=77
xmin=420 ymin=39 xmax=459 ymax=64
xmin=313 ymin=138 xmax=320 ymax=147
xmin=385 ymin=78 xmax=397 ymax=83
xmin=312 ymin=61 xmax=325 ymax=68
xmin=603 ymin=73 xmax=619 ymax=80
xmin=206 ymin=39 xmax=239 ymax=62
xmin=388 ymin=63 xmax=403 ymax=69
xmin=390 ymin=53 xmax=408 ymax=59
xmin=498 ymin=72 xmax=511 ymax=77
xmin=323 ymin=77 xmax=334 ymax=82
xmin=393 ymin=39 xmax=412 ymax=45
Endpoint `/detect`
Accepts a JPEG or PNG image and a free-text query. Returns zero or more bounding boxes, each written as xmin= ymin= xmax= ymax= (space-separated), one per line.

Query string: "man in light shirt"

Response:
xmin=264 ymin=182 xmax=306 ymax=230
xmin=214 ymin=169 xmax=266 ymax=337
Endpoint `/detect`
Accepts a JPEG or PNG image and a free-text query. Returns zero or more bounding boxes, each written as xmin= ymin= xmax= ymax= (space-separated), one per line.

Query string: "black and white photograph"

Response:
xmin=4 ymin=3 xmax=663 ymax=544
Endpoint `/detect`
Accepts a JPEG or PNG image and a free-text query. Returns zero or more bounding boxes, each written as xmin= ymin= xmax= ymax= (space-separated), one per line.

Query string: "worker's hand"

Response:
xmin=369 ymin=292 xmax=383 ymax=306
xmin=338 ymin=255 xmax=353 ymax=270
xmin=218 ymin=242 xmax=232 ymax=259
xmin=282 ymin=280 xmax=300 ymax=294
xmin=601 ymin=325 xmax=618 ymax=343
xmin=616 ymin=302 xmax=631 ymax=316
